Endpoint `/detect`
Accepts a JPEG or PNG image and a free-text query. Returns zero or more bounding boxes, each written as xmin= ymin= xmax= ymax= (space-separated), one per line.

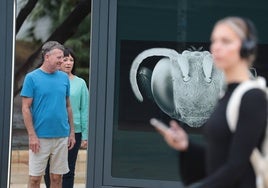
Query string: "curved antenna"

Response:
xmin=129 ymin=48 xmax=179 ymax=102
xmin=202 ymin=53 xmax=213 ymax=83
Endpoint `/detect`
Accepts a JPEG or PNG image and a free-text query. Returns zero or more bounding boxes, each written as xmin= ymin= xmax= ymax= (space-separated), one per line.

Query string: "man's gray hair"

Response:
xmin=41 ymin=41 xmax=65 ymax=58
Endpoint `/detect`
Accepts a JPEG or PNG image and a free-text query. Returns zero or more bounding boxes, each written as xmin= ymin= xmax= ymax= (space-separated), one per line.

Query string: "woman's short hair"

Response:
xmin=64 ymin=47 xmax=76 ymax=74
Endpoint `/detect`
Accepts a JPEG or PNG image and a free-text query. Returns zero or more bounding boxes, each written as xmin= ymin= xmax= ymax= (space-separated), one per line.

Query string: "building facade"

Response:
xmin=1 ymin=0 xmax=268 ymax=187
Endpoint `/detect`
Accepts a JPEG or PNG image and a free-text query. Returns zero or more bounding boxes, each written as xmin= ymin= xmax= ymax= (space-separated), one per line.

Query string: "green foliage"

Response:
xmin=64 ymin=14 xmax=91 ymax=68
xmin=30 ymin=0 xmax=77 ymax=25
xmin=25 ymin=0 xmax=90 ymax=81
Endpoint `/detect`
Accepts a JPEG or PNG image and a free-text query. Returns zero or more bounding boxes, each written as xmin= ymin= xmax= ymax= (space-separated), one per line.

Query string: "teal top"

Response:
xmin=70 ymin=76 xmax=89 ymax=140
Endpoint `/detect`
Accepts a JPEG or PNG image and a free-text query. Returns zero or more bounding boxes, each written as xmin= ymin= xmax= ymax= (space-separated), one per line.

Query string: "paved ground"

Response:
xmin=11 ymin=96 xmax=87 ymax=187
xmin=10 ymin=149 xmax=87 ymax=188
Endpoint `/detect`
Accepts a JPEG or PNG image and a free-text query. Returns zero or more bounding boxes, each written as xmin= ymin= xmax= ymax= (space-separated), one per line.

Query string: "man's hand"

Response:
xmin=29 ymin=134 xmax=40 ymax=153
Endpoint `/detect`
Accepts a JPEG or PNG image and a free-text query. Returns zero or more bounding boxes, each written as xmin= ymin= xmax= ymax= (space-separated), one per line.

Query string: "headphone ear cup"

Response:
xmin=240 ymin=18 xmax=257 ymax=58
xmin=240 ymin=39 xmax=256 ymax=58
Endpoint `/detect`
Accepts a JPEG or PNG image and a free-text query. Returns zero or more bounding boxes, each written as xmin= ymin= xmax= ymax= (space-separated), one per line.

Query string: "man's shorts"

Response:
xmin=29 ymin=137 xmax=69 ymax=176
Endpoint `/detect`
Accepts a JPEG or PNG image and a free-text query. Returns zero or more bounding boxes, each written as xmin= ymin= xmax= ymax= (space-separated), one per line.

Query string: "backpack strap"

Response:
xmin=226 ymin=77 xmax=266 ymax=132
xmin=226 ymin=76 xmax=268 ymax=188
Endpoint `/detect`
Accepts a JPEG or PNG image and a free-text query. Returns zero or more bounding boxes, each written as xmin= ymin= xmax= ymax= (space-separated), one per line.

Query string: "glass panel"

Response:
xmin=111 ymin=0 xmax=268 ymax=182
xmin=11 ymin=0 xmax=90 ymax=186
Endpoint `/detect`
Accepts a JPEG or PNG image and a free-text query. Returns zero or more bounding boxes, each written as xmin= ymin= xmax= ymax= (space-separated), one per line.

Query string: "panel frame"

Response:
xmin=0 ymin=0 xmax=15 ymax=187
xmin=88 ymin=0 xmax=182 ymax=187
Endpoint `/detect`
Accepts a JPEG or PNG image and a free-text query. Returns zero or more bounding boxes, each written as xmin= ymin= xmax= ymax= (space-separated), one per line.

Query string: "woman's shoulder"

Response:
xmin=72 ymin=76 xmax=88 ymax=86
xmin=73 ymin=75 xmax=86 ymax=82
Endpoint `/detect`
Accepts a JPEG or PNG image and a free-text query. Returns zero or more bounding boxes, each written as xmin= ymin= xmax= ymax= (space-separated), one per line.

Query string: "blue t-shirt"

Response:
xmin=20 ymin=69 xmax=70 ymax=138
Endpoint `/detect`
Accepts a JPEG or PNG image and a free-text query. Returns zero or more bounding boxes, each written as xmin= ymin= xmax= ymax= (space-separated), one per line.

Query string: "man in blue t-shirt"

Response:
xmin=21 ymin=41 xmax=76 ymax=188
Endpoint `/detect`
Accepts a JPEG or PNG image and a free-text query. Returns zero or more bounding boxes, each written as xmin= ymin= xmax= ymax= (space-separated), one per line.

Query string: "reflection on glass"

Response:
xmin=111 ymin=0 xmax=268 ymax=182
xmin=11 ymin=0 xmax=90 ymax=186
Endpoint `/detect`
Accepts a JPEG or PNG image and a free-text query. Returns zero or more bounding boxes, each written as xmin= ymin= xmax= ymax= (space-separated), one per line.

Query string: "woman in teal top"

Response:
xmin=45 ymin=47 xmax=89 ymax=188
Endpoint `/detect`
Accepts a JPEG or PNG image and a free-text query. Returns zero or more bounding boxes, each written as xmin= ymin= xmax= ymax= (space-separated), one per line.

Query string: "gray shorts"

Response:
xmin=29 ymin=137 xmax=69 ymax=176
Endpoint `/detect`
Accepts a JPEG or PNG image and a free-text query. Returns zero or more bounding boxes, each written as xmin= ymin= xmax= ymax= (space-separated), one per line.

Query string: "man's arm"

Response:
xmin=21 ymin=97 xmax=40 ymax=153
xmin=66 ymin=96 xmax=76 ymax=150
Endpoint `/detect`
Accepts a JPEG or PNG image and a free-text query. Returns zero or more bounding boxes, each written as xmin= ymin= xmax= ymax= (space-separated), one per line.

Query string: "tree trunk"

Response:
xmin=14 ymin=0 xmax=91 ymax=96
xmin=16 ymin=0 xmax=38 ymax=34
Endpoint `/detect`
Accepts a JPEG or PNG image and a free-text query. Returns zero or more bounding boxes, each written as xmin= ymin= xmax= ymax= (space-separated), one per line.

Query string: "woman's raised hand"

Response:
xmin=156 ymin=120 xmax=189 ymax=151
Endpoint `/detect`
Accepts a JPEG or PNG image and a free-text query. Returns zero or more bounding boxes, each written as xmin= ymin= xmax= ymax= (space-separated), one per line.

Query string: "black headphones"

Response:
xmin=240 ymin=18 xmax=258 ymax=59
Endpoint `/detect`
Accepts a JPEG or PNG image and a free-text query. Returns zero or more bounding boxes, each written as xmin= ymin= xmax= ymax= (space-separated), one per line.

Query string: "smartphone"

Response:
xmin=150 ymin=118 xmax=169 ymax=132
